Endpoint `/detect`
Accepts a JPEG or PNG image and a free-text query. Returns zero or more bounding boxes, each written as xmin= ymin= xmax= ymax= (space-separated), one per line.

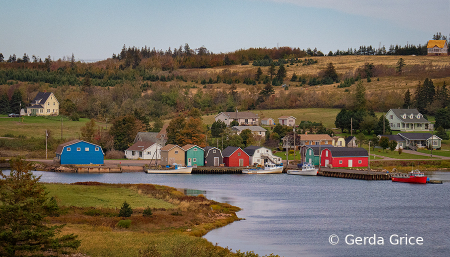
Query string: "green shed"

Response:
xmin=182 ymin=144 xmax=205 ymax=167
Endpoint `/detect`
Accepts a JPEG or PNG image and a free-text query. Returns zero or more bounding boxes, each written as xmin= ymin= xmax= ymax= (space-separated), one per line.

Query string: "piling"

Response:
xmin=318 ymin=168 xmax=392 ymax=180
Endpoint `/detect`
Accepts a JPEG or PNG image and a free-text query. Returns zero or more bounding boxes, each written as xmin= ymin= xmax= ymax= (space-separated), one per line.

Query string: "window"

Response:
xmin=95 ymin=147 xmax=99 ymax=151
xmin=397 ymin=123 xmax=400 ymax=127
xmin=48 ymin=102 xmax=50 ymax=105
xmin=147 ymin=152 xmax=151 ymax=155
xmin=339 ymin=160 xmax=343 ymax=164
xmin=175 ymin=151 xmax=178 ymax=154
xmin=402 ymin=114 xmax=406 ymax=119
xmin=132 ymin=151 xmax=135 ymax=155
xmin=238 ymin=152 xmax=241 ymax=156
xmin=432 ymin=140 xmax=438 ymax=146
xmin=67 ymin=147 xmax=71 ymax=151
xmin=410 ymin=114 xmax=414 ymax=119
xmin=325 ymin=151 xmax=328 ymax=157
xmin=193 ymin=158 xmax=197 ymax=162
xmin=256 ymin=150 xmax=259 ymax=153
xmin=389 ymin=115 xmax=393 ymax=119
xmin=315 ymin=141 xmax=319 ymax=145
xmin=309 ymin=150 xmax=312 ymax=155
xmin=77 ymin=147 xmax=81 ymax=151
xmin=53 ymin=102 xmax=55 ymax=105
xmin=213 ymin=150 xmax=216 ymax=153
xmin=85 ymin=147 xmax=89 ymax=151
xmin=358 ymin=160 xmax=362 ymax=164
xmin=324 ymin=141 xmax=328 ymax=144
xmin=194 ymin=148 xmax=197 ymax=151
xmin=47 ymin=109 xmax=50 ymax=113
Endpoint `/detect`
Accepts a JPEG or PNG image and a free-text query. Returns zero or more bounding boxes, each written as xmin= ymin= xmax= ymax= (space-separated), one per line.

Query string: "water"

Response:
xmin=10 ymin=171 xmax=450 ymax=257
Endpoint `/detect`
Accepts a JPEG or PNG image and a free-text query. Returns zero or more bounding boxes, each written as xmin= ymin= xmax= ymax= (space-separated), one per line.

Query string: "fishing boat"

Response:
xmin=242 ymin=163 xmax=283 ymax=174
xmin=287 ymin=162 xmax=318 ymax=176
xmin=146 ymin=164 xmax=193 ymax=174
xmin=391 ymin=170 xmax=427 ymax=184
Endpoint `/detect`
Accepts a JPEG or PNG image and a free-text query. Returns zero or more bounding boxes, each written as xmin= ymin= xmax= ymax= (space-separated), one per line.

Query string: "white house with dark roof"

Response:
xmin=243 ymin=146 xmax=282 ymax=165
xmin=232 ymin=126 xmax=267 ymax=137
xmin=215 ymin=111 xmax=259 ymax=126
xmin=386 ymin=109 xmax=433 ymax=131
xmin=27 ymin=92 xmax=59 ymax=116
xmin=125 ymin=141 xmax=162 ymax=160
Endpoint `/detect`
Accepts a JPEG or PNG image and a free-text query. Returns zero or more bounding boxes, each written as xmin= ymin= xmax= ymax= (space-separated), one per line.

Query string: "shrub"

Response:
xmin=116 ymin=219 xmax=131 ymax=228
xmin=104 ymin=150 xmax=125 ymax=159
xmin=398 ymin=148 xmax=403 ymax=155
xmin=69 ymin=112 xmax=80 ymax=121
xmin=118 ymin=201 xmax=133 ymax=217
xmin=84 ymin=208 xmax=102 ymax=216
xmin=143 ymin=206 xmax=153 ymax=217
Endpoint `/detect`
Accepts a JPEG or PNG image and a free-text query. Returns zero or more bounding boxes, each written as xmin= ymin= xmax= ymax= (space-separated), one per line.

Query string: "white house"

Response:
xmin=125 ymin=141 xmax=162 ymax=160
xmin=278 ymin=116 xmax=296 ymax=126
xmin=243 ymin=146 xmax=282 ymax=165
xmin=386 ymin=109 xmax=432 ymax=131
xmin=232 ymin=126 xmax=267 ymax=137
xmin=215 ymin=111 xmax=259 ymax=126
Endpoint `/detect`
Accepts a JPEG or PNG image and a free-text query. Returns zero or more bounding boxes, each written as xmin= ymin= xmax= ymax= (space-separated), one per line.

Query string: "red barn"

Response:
xmin=320 ymin=147 xmax=368 ymax=168
xmin=222 ymin=146 xmax=249 ymax=167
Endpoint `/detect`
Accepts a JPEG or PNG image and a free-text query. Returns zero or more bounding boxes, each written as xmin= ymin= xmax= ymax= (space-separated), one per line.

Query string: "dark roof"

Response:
xmin=379 ymin=135 xmax=405 ymax=142
xmin=398 ymin=133 xmax=432 ymax=140
xmin=204 ymin=146 xmax=223 ymax=158
xmin=345 ymin=136 xmax=356 ymax=145
xmin=390 ymin=109 xmax=429 ymax=123
xmin=32 ymin=92 xmax=53 ymax=105
xmin=55 ymin=139 xmax=103 ymax=155
xmin=217 ymin=111 xmax=258 ymax=119
xmin=126 ymin=141 xmax=157 ymax=151
xmin=222 ymin=146 xmax=246 ymax=157
xmin=243 ymin=146 xmax=262 ymax=156
xmin=305 ymin=145 xmax=334 ymax=155
xmin=327 ymin=147 xmax=368 ymax=157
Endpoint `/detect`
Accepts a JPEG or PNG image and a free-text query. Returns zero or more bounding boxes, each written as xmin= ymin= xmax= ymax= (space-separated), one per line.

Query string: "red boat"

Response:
xmin=392 ymin=170 xmax=427 ymax=184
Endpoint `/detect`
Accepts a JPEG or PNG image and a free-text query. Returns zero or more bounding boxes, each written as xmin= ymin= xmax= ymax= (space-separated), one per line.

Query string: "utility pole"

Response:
xmin=45 ymin=130 xmax=48 ymax=159
xmin=61 ymin=116 xmax=63 ymax=140
xmin=293 ymin=127 xmax=296 ymax=163
xmin=383 ymin=114 xmax=385 ymax=135
xmin=368 ymin=141 xmax=371 ymax=171
xmin=351 ymin=118 xmax=353 ymax=136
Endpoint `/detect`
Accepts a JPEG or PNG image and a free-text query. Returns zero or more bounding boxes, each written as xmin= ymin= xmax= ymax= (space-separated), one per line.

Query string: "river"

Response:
xmin=19 ymin=171 xmax=450 ymax=256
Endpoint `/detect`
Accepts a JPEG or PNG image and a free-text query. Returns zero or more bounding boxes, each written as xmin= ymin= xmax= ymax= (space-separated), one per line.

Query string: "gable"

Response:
xmin=427 ymin=40 xmax=447 ymax=49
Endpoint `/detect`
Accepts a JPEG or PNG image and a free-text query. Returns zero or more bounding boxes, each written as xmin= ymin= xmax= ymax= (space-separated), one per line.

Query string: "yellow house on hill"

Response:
xmin=427 ymin=40 xmax=448 ymax=56
xmin=27 ymin=92 xmax=59 ymax=116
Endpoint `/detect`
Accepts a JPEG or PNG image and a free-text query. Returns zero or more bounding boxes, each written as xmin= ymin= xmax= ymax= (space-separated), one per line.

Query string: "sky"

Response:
xmin=1 ymin=0 xmax=449 ymax=61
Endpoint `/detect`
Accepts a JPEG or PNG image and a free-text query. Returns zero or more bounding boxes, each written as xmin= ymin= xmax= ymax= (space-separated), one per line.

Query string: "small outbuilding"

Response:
xmin=222 ymin=146 xmax=249 ymax=167
xmin=203 ymin=146 xmax=223 ymax=167
xmin=55 ymin=139 xmax=104 ymax=165
xmin=261 ymin=118 xmax=275 ymax=126
xmin=243 ymin=146 xmax=282 ymax=165
xmin=320 ymin=147 xmax=368 ymax=168
xmin=182 ymin=144 xmax=205 ymax=167
xmin=302 ymin=145 xmax=334 ymax=166
xmin=160 ymin=144 xmax=185 ymax=166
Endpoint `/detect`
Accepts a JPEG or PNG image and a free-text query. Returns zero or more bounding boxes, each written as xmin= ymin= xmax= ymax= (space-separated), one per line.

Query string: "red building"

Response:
xmin=222 ymin=146 xmax=249 ymax=167
xmin=320 ymin=147 xmax=368 ymax=168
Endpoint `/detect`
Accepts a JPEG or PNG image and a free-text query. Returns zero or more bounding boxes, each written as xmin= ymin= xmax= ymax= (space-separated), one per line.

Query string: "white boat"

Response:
xmin=242 ymin=163 xmax=283 ymax=174
xmin=146 ymin=164 xmax=192 ymax=174
xmin=287 ymin=163 xmax=318 ymax=176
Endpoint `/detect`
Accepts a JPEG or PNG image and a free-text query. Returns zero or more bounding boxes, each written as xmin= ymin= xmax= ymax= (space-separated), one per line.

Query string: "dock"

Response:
xmin=318 ymin=168 xmax=392 ymax=180
xmin=191 ymin=166 xmax=243 ymax=174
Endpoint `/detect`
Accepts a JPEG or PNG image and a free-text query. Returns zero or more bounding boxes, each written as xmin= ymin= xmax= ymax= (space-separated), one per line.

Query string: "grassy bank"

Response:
xmin=43 ymin=182 xmax=263 ymax=257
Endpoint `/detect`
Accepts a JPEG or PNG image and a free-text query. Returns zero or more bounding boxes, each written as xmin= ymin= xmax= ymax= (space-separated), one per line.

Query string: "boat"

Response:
xmin=287 ymin=162 xmax=318 ymax=176
xmin=242 ymin=163 xmax=283 ymax=174
xmin=146 ymin=164 xmax=193 ymax=174
xmin=391 ymin=170 xmax=427 ymax=184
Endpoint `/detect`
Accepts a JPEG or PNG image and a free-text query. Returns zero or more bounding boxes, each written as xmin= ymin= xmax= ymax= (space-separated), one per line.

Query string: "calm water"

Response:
xmin=17 ymin=171 xmax=450 ymax=256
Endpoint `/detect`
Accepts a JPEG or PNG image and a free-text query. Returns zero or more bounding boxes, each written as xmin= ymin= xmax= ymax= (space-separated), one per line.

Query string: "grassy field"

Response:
xmin=368 ymin=147 xmax=440 ymax=160
xmin=42 ymin=182 xmax=247 ymax=257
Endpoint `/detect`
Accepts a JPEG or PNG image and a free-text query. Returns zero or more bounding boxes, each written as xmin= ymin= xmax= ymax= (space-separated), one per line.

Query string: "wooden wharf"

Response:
xmin=191 ymin=166 xmax=243 ymax=174
xmin=319 ymin=168 xmax=392 ymax=180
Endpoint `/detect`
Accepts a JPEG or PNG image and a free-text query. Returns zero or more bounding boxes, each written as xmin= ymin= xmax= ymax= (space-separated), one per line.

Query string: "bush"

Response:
xmin=116 ymin=219 xmax=131 ymax=228
xmin=118 ymin=201 xmax=133 ymax=217
xmin=69 ymin=112 xmax=80 ymax=121
xmin=104 ymin=150 xmax=125 ymax=159
xmin=84 ymin=208 xmax=102 ymax=216
xmin=143 ymin=206 xmax=153 ymax=217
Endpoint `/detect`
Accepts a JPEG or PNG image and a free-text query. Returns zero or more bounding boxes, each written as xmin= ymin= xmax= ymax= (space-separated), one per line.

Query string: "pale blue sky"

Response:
xmin=1 ymin=0 xmax=448 ymax=61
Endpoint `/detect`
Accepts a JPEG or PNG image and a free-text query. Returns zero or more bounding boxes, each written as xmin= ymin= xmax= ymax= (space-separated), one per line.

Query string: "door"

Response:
xmin=239 ymin=159 xmax=244 ymax=167
xmin=348 ymin=160 xmax=353 ymax=167
xmin=325 ymin=159 xmax=329 ymax=167
xmin=188 ymin=158 xmax=192 ymax=166
xmin=214 ymin=157 xmax=219 ymax=166
xmin=308 ymin=158 xmax=312 ymax=164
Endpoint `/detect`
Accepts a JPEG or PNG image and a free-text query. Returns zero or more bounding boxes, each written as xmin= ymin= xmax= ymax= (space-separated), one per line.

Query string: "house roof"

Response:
xmin=181 ymin=144 xmax=203 ymax=151
xmin=232 ymin=126 xmax=267 ymax=132
xmin=427 ymin=40 xmax=447 ymax=49
xmin=204 ymin=146 xmax=223 ymax=157
xmin=157 ymin=123 xmax=168 ymax=139
xmin=55 ymin=139 xmax=103 ymax=155
xmin=32 ymin=92 xmax=54 ymax=105
xmin=261 ymin=118 xmax=274 ymax=121
xmin=298 ymin=134 xmax=333 ymax=141
xmin=278 ymin=116 xmax=296 ymax=120
xmin=126 ymin=141 xmax=157 ymax=151
xmin=305 ymin=145 xmax=334 ymax=155
xmin=345 ymin=136 xmax=356 ymax=145
xmin=243 ymin=146 xmax=265 ymax=156
xmin=216 ymin=111 xmax=258 ymax=119
xmin=135 ymin=132 xmax=159 ymax=142
xmin=160 ymin=144 xmax=183 ymax=151
xmin=326 ymin=147 xmax=368 ymax=157
xmin=379 ymin=135 xmax=405 ymax=142
xmin=222 ymin=146 xmax=248 ymax=157
xmin=389 ymin=109 xmax=429 ymax=123
xmin=398 ymin=133 xmax=433 ymax=140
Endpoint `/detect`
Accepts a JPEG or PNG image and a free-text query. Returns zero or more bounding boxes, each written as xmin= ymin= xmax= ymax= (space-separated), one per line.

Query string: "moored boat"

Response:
xmin=242 ymin=163 xmax=283 ymax=174
xmin=146 ymin=164 xmax=192 ymax=174
xmin=391 ymin=170 xmax=427 ymax=184
xmin=287 ymin=162 xmax=318 ymax=176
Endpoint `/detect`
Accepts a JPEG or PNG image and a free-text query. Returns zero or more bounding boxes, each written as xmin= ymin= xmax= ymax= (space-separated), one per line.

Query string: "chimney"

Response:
xmin=305 ymin=131 xmax=308 ymax=135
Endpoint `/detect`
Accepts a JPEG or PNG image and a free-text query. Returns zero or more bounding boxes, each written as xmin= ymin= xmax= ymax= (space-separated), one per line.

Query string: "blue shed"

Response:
xmin=56 ymin=139 xmax=104 ymax=165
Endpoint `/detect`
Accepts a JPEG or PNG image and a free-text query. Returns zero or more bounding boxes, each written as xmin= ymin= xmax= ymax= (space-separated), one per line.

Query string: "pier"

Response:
xmin=191 ymin=166 xmax=243 ymax=174
xmin=318 ymin=168 xmax=392 ymax=180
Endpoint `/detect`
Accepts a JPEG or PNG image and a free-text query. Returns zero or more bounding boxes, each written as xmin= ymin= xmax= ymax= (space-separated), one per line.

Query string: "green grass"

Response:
xmin=0 ymin=116 xmax=97 ymax=140
xmin=44 ymin=184 xmax=175 ymax=209
xmin=417 ymin=149 xmax=450 ymax=157
xmin=366 ymin=147 xmax=439 ymax=160
xmin=273 ymin=151 xmax=301 ymax=161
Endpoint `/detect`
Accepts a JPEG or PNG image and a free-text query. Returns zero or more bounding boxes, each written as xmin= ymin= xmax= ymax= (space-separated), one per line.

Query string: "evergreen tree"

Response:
xmin=374 ymin=115 xmax=392 ymax=135
xmin=118 ymin=201 xmax=133 ymax=217
xmin=276 ymin=64 xmax=287 ymax=83
xmin=403 ymin=89 xmax=412 ymax=108
xmin=0 ymin=93 xmax=11 ymax=114
xmin=435 ymin=126 xmax=449 ymax=140
xmin=335 ymin=109 xmax=350 ymax=133
xmin=435 ymin=107 xmax=450 ymax=129
xmin=255 ymin=67 xmax=263 ymax=81
xmin=268 ymin=63 xmax=276 ymax=80
xmin=0 ymin=53 xmax=4 ymax=62
xmin=396 ymin=58 xmax=405 ymax=74
xmin=423 ymin=78 xmax=435 ymax=106
xmin=0 ymin=158 xmax=80 ymax=256
xmin=324 ymin=62 xmax=338 ymax=82
xmin=353 ymin=80 xmax=366 ymax=110
xmin=414 ymin=82 xmax=427 ymax=114
xmin=211 ymin=120 xmax=227 ymax=137
xmin=10 ymin=89 xmax=24 ymax=114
